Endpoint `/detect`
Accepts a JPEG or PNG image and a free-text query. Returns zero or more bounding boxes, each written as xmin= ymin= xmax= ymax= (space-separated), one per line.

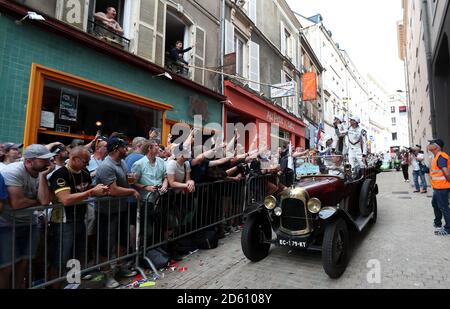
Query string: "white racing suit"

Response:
xmin=343 ymin=126 xmax=368 ymax=170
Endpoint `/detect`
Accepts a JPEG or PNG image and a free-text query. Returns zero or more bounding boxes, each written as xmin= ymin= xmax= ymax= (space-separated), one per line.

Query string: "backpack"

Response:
xmin=145 ymin=247 xmax=170 ymax=269
xmin=173 ymin=236 xmax=198 ymax=255
xmin=194 ymin=230 xmax=219 ymax=250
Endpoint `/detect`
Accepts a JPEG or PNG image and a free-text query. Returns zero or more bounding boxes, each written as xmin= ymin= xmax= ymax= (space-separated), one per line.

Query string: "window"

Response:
xmin=392 ymin=133 xmax=398 ymax=141
xmin=234 ymin=34 xmax=247 ymax=77
xmin=285 ymin=29 xmax=292 ymax=59
xmin=392 ymin=117 xmax=397 ymax=126
xmin=24 ymin=65 xmax=170 ymax=146
xmin=391 ymin=106 xmax=396 ymax=113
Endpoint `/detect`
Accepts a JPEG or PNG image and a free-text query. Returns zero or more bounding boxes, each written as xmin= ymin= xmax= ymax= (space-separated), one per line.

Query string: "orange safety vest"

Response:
xmin=430 ymin=152 xmax=450 ymax=189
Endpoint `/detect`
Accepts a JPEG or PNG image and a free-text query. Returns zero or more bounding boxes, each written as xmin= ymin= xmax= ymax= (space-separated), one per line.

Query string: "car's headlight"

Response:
xmin=307 ymin=198 xmax=322 ymax=214
xmin=264 ymin=196 xmax=277 ymax=210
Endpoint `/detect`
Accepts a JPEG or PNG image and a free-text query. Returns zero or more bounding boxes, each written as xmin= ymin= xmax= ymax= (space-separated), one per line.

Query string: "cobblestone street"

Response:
xmin=152 ymin=171 xmax=450 ymax=289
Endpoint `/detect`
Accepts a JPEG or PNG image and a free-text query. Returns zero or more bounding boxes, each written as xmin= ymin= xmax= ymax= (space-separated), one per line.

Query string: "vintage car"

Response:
xmin=241 ymin=155 xmax=379 ymax=278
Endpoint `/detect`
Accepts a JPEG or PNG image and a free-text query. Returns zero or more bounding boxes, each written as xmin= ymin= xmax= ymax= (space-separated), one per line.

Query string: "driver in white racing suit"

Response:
xmin=343 ymin=115 xmax=368 ymax=170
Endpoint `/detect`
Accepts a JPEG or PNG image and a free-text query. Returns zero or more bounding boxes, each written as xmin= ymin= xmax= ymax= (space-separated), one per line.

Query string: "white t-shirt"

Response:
xmin=165 ymin=159 xmax=191 ymax=193
xmin=411 ymin=153 xmax=425 ymax=171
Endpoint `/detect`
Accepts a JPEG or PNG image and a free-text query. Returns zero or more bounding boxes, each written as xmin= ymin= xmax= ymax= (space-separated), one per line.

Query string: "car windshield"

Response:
xmin=295 ymin=155 xmax=345 ymax=178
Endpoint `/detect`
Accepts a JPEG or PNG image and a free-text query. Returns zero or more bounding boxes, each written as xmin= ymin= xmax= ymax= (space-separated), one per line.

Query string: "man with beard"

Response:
xmin=0 ymin=144 xmax=55 ymax=289
xmin=96 ymin=137 xmax=140 ymax=288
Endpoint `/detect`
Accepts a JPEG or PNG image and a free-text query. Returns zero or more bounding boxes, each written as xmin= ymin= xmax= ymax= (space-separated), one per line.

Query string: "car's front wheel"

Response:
xmin=241 ymin=214 xmax=271 ymax=262
xmin=322 ymin=218 xmax=349 ymax=279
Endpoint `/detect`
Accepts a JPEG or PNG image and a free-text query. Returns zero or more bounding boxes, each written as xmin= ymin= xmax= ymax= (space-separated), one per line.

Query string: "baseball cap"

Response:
xmin=23 ymin=144 xmax=57 ymax=160
xmin=349 ymin=116 xmax=361 ymax=124
xmin=429 ymin=139 xmax=445 ymax=148
xmin=107 ymin=137 xmax=129 ymax=153
xmin=4 ymin=143 xmax=23 ymax=152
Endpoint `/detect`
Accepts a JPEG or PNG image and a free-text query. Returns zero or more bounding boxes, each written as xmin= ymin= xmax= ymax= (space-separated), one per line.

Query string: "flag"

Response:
xmin=288 ymin=141 xmax=294 ymax=170
xmin=316 ymin=123 xmax=323 ymax=150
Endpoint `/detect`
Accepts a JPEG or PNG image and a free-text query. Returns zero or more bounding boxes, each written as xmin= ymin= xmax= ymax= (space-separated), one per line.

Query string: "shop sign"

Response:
xmin=189 ymin=96 xmax=209 ymax=121
xmin=270 ymin=81 xmax=296 ymax=99
xmin=266 ymin=111 xmax=295 ymax=131
xmin=302 ymin=72 xmax=317 ymax=101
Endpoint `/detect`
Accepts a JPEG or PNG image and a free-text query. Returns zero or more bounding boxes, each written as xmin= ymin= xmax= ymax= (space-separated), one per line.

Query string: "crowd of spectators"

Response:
xmin=0 ymin=128 xmax=293 ymax=289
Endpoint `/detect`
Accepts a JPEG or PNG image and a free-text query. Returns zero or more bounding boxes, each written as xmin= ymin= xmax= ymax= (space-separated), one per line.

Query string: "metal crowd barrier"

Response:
xmin=2 ymin=173 xmax=281 ymax=289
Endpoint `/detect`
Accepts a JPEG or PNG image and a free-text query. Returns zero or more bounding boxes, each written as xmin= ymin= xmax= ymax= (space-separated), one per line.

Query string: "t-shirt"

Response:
xmin=0 ymin=162 xmax=7 ymax=172
xmin=0 ymin=162 xmax=40 ymax=226
xmin=132 ymin=156 xmax=166 ymax=201
xmin=87 ymin=155 xmax=103 ymax=185
xmin=96 ymin=155 xmax=130 ymax=214
xmin=189 ymin=159 xmax=209 ymax=184
xmin=437 ymin=156 xmax=448 ymax=169
xmin=166 ymin=159 xmax=191 ymax=193
xmin=0 ymin=174 xmax=8 ymax=201
xmin=125 ymin=153 xmax=145 ymax=171
xmin=49 ymin=166 xmax=92 ymax=223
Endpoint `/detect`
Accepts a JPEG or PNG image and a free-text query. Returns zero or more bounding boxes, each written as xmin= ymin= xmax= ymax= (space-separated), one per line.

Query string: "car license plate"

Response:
xmin=278 ymin=239 xmax=307 ymax=248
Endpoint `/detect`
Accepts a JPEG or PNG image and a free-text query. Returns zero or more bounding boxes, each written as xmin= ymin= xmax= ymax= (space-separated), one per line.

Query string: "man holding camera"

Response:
xmin=410 ymin=146 xmax=428 ymax=193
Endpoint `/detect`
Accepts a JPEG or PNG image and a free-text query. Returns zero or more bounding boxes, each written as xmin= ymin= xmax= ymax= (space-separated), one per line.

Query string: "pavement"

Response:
xmin=100 ymin=171 xmax=450 ymax=289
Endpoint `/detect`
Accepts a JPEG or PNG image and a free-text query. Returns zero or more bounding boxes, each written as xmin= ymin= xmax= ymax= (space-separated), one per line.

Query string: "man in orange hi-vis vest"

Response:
xmin=427 ymin=139 xmax=450 ymax=236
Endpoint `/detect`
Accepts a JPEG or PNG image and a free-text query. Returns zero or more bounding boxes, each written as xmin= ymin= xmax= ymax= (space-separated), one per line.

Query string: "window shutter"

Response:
xmin=280 ymin=21 xmax=286 ymax=56
xmin=193 ymin=26 xmax=206 ymax=85
xmin=281 ymin=71 xmax=287 ymax=109
xmin=249 ymin=41 xmax=260 ymax=92
xmin=135 ymin=0 xmax=157 ymax=61
xmin=292 ymin=39 xmax=298 ymax=68
xmin=249 ymin=0 xmax=257 ymax=24
xmin=225 ymin=20 xmax=235 ymax=54
xmin=154 ymin=0 xmax=166 ymax=66
xmin=135 ymin=0 xmax=165 ymax=65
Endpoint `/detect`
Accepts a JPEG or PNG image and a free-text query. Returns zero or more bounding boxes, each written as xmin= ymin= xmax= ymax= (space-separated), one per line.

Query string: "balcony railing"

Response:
xmin=87 ymin=19 xmax=130 ymax=51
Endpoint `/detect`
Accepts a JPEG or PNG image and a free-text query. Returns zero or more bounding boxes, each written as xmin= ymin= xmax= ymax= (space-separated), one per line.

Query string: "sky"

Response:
xmin=286 ymin=0 xmax=405 ymax=94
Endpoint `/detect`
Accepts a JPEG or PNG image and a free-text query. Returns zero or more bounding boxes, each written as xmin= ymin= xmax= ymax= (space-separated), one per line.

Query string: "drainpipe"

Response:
xmin=422 ymin=0 xmax=437 ymax=137
xmin=219 ymin=0 xmax=225 ymax=95
xmin=220 ymin=0 xmax=226 ymax=139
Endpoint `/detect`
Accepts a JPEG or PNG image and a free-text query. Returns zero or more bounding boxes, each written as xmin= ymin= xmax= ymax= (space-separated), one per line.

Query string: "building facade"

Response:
xmin=1 ymin=0 xmax=225 ymax=146
xmin=400 ymin=0 xmax=450 ymax=151
xmin=299 ymin=19 xmax=372 ymax=143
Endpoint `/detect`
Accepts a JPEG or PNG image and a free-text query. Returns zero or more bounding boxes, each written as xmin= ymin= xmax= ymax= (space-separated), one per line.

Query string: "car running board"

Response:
xmin=353 ymin=213 xmax=375 ymax=232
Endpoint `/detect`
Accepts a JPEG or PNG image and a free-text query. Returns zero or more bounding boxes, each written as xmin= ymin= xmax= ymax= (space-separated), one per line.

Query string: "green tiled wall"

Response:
xmin=0 ymin=14 xmax=222 ymax=143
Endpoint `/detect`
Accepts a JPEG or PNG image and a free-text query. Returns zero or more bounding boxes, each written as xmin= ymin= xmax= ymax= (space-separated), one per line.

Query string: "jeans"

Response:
xmin=432 ymin=189 xmax=450 ymax=232
xmin=50 ymin=222 xmax=86 ymax=270
xmin=413 ymin=170 xmax=427 ymax=191
xmin=401 ymin=164 xmax=409 ymax=181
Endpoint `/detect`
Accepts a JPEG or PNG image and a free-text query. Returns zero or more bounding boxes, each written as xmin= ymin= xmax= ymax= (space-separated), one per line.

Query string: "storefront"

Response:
xmin=0 ymin=7 xmax=225 ymax=146
xmin=224 ymin=81 xmax=306 ymax=151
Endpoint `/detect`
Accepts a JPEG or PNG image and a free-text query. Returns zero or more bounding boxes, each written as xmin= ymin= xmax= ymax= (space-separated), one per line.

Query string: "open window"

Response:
xmin=87 ymin=0 xmax=131 ymax=50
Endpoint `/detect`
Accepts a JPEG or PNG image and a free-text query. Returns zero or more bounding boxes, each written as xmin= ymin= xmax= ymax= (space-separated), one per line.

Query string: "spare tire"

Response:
xmin=359 ymin=179 xmax=375 ymax=217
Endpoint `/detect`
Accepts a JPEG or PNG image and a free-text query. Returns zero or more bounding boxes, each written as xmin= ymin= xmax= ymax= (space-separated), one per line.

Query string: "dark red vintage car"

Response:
xmin=241 ymin=156 xmax=379 ymax=278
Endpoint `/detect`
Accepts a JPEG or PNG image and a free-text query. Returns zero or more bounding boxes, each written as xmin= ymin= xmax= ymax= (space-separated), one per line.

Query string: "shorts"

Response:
xmin=49 ymin=222 xmax=86 ymax=269
xmin=97 ymin=211 xmax=131 ymax=257
xmin=0 ymin=225 xmax=40 ymax=269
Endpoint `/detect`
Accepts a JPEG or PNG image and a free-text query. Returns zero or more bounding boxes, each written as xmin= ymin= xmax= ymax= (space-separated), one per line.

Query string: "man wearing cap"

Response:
xmin=95 ymin=137 xmax=140 ymax=288
xmin=427 ymin=139 xmax=450 ymax=236
xmin=344 ymin=115 xmax=368 ymax=170
xmin=0 ymin=143 xmax=23 ymax=171
xmin=0 ymin=144 xmax=55 ymax=289
xmin=47 ymin=143 xmax=69 ymax=179
xmin=320 ymin=135 xmax=334 ymax=156
xmin=333 ymin=115 xmax=347 ymax=154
